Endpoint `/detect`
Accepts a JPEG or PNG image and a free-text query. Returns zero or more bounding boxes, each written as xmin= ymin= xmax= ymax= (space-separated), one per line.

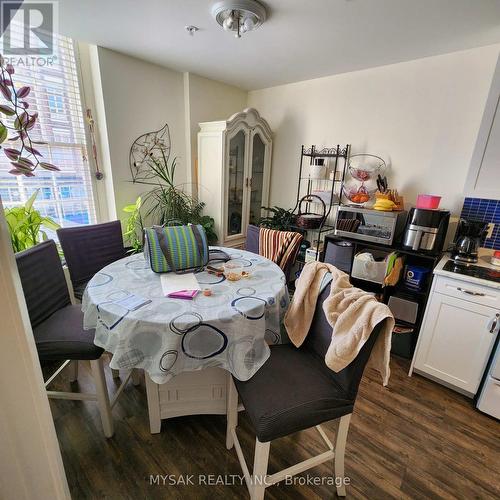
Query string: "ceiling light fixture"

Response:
xmin=211 ymin=0 xmax=267 ymax=39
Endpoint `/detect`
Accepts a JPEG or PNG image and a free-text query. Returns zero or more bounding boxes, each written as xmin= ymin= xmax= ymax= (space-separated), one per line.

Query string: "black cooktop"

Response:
xmin=443 ymin=260 xmax=500 ymax=284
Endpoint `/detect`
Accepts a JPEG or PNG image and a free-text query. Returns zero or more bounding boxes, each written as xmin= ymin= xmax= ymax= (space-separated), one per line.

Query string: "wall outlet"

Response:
xmin=486 ymin=223 xmax=495 ymax=239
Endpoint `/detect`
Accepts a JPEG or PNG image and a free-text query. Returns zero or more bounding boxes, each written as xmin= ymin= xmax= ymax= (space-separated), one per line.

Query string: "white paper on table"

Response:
xmin=160 ymin=273 xmax=201 ymax=296
xmin=114 ymin=293 xmax=151 ymax=311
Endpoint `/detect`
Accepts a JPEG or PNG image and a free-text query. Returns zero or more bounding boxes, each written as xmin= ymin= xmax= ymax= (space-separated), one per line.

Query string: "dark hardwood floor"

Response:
xmin=46 ymin=356 xmax=500 ymax=499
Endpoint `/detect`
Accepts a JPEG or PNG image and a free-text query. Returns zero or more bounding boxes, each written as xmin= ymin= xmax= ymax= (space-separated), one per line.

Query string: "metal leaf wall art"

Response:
xmin=129 ymin=123 xmax=171 ymax=184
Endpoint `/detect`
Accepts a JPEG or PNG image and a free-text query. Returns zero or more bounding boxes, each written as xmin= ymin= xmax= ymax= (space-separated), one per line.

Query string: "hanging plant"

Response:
xmin=0 ymin=55 xmax=58 ymax=176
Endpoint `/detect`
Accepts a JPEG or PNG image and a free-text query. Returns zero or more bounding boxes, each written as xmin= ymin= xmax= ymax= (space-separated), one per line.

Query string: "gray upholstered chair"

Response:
xmin=245 ymin=224 xmax=261 ymax=255
xmin=57 ymin=220 xmax=126 ymax=301
xmin=15 ymin=240 xmax=132 ymax=438
xmin=226 ymin=283 xmax=384 ymax=499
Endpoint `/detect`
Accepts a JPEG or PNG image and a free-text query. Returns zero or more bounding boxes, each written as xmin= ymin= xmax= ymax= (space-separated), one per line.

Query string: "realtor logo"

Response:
xmin=1 ymin=1 xmax=56 ymax=55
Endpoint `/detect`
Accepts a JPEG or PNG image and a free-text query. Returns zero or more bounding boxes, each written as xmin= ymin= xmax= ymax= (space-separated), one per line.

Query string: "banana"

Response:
xmin=373 ymin=199 xmax=396 ymax=211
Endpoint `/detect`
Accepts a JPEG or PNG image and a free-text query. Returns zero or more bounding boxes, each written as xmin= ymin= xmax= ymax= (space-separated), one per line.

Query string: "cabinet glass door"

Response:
xmin=249 ymin=132 xmax=266 ymax=226
xmin=227 ymin=130 xmax=246 ymax=237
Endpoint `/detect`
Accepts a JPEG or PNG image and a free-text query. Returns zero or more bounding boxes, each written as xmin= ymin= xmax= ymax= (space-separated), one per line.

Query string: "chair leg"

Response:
xmin=335 ymin=414 xmax=352 ymax=497
xmin=226 ymin=372 xmax=238 ymax=449
xmin=131 ymin=368 xmax=141 ymax=386
xmin=68 ymin=360 xmax=78 ymax=382
xmin=252 ymin=439 xmax=270 ymax=500
xmin=90 ymin=358 xmax=114 ymax=438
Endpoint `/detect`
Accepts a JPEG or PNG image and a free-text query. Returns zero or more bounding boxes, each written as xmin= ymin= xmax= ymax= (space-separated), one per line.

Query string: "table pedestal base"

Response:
xmin=145 ymin=368 xmax=228 ymax=434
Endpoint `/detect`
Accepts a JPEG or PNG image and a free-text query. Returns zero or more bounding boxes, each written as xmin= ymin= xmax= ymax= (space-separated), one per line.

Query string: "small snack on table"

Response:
xmin=207 ymin=265 xmax=224 ymax=277
xmin=223 ymin=261 xmax=244 ymax=281
xmin=202 ymin=288 xmax=212 ymax=296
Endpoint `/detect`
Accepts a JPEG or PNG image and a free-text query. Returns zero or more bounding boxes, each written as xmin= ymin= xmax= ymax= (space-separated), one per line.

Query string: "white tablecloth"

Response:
xmin=82 ymin=248 xmax=289 ymax=384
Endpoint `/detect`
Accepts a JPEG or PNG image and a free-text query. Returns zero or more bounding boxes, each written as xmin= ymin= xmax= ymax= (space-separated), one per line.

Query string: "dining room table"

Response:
xmin=81 ymin=246 xmax=289 ymax=432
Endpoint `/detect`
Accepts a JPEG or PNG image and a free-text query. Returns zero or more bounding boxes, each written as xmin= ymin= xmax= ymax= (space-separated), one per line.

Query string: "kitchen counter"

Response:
xmin=434 ymin=248 xmax=500 ymax=290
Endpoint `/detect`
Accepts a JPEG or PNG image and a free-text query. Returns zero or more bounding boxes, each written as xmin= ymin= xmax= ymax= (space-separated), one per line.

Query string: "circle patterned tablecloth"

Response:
xmin=82 ymin=248 xmax=289 ymax=384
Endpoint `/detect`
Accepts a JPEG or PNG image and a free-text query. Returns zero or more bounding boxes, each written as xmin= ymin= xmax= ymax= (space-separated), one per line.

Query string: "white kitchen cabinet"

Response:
xmin=464 ymin=54 xmax=500 ymax=199
xmin=198 ymin=108 xmax=272 ymax=248
xmin=411 ymin=276 xmax=499 ymax=396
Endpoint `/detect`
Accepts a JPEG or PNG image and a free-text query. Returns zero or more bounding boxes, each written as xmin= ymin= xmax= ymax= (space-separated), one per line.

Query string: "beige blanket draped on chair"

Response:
xmin=284 ymin=261 xmax=395 ymax=386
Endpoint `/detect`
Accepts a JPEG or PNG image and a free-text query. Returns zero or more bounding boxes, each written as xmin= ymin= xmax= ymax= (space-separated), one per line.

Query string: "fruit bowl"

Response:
xmin=343 ymin=183 xmax=377 ymax=205
xmin=348 ymin=154 xmax=386 ymax=181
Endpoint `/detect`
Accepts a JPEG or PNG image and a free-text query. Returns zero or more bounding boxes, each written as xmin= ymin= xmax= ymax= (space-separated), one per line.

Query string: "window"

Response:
xmin=0 ymin=29 xmax=97 ymax=231
xmin=47 ymin=89 xmax=65 ymax=115
xmin=52 ymin=127 xmax=71 ymax=143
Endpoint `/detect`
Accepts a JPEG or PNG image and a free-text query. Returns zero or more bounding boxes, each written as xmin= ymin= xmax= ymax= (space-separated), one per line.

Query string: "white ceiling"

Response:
xmin=59 ymin=0 xmax=500 ymax=90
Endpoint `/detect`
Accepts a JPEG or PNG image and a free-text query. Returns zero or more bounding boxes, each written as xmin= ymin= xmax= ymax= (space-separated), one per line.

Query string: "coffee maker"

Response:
xmin=402 ymin=208 xmax=450 ymax=254
xmin=451 ymin=218 xmax=489 ymax=263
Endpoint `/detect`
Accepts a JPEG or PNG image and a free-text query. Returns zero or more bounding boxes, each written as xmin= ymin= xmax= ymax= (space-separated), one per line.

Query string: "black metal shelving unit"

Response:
xmin=293 ymin=144 xmax=350 ymax=262
xmin=323 ymin=233 xmax=442 ymax=359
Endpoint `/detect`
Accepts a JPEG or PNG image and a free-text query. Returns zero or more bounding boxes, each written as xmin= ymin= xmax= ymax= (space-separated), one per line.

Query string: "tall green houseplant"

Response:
xmin=127 ymin=127 xmax=218 ymax=247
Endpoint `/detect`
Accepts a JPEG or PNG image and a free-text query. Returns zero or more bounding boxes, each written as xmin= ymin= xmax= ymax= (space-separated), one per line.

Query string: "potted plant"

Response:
xmin=259 ymin=206 xmax=296 ymax=231
xmin=122 ymin=196 xmax=143 ymax=254
xmin=4 ymin=189 xmax=60 ymax=252
xmin=0 ymin=56 xmax=60 ymax=252
xmin=126 ymin=127 xmax=218 ymax=248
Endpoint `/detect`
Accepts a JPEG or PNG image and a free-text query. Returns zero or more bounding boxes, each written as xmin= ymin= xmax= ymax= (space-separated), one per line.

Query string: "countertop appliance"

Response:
xmin=442 ymin=260 xmax=500 ymax=284
xmin=402 ymin=208 xmax=450 ymax=254
xmin=476 ymin=330 xmax=500 ymax=419
xmin=451 ymin=218 xmax=489 ymax=264
xmin=334 ymin=206 xmax=407 ymax=246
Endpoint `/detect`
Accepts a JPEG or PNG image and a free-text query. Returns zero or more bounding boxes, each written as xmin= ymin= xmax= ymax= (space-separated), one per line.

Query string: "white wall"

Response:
xmin=184 ymin=73 xmax=247 ymax=191
xmin=248 ymin=45 xmax=500 ymax=216
xmin=95 ymin=47 xmax=187 ymax=219
xmin=90 ymin=43 xmax=499 ymax=222
xmin=88 ymin=49 xmax=247 ymax=221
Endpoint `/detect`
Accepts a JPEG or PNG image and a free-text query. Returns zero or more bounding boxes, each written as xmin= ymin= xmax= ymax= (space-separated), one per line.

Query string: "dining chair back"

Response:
xmin=15 ymin=239 xmax=71 ymax=328
xmin=302 ymin=284 xmax=379 ymax=400
xmin=15 ymin=239 xmax=134 ymax=438
xmin=245 ymin=224 xmax=302 ymax=283
xmin=57 ymin=220 xmax=125 ymax=300
xmin=245 ymin=224 xmax=260 ymax=254
xmin=226 ymin=281 xmax=384 ymax=498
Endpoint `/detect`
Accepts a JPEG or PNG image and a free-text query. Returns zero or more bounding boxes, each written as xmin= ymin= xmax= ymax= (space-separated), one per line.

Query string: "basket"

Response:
xmin=295 ymin=195 xmax=326 ymax=229
xmin=348 ymin=154 xmax=387 ymax=181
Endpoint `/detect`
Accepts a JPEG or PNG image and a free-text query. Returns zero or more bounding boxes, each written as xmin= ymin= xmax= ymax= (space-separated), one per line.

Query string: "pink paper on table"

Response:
xmin=167 ymin=290 xmax=199 ymax=300
xmin=160 ymin=273 xmax=201 ymax=300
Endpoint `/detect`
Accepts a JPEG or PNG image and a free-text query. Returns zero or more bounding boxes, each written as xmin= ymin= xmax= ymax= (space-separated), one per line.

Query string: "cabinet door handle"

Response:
xmin=456 ymin=287 xmax=485 ymax=297
xmin=487 ymin=313 xmax=500 ymax=334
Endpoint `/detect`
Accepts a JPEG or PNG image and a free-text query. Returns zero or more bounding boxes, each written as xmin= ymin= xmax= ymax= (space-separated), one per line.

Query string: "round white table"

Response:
xmin=82 ymin=247 xmax=289 ymax=432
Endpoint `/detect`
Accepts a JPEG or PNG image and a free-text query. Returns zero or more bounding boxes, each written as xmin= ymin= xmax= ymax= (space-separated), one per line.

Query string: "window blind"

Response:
xmin=0 ymin=26 xmax=96 ymax=230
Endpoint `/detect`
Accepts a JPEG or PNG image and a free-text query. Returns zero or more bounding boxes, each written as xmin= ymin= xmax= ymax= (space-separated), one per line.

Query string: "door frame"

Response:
xmin=0 ymin=201 xmax=70 ymax=499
